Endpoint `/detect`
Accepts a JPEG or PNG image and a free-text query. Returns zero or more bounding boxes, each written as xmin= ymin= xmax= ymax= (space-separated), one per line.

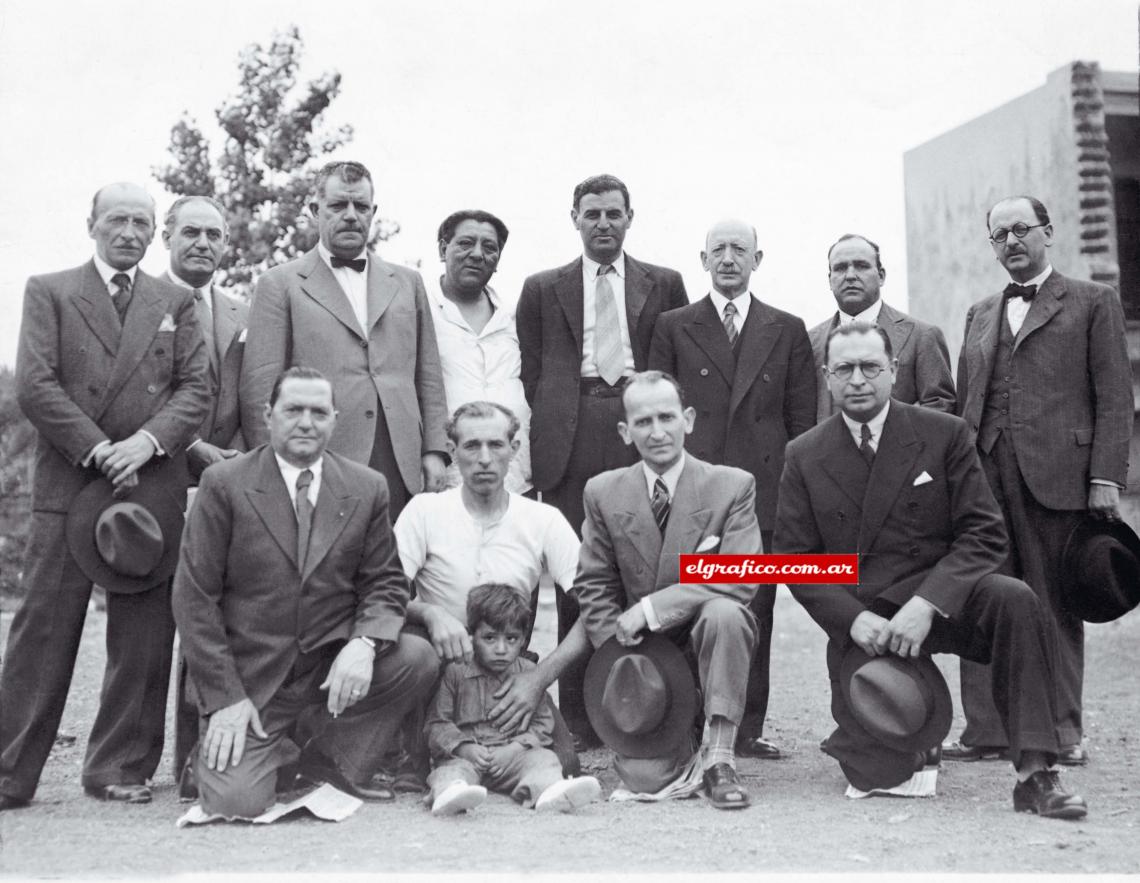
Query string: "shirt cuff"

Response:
xmin=83 ymin=439 xmax=111 ymax=468
xmin=1090 ymin=478 xmax=1124 ymax=489
xmin=139 ymin=430 xmax=164 ymax=457
xmin=640 ymin=597 xmax=662 ymax=632
xmin=187 ymin=438 xmax=202 ymax=451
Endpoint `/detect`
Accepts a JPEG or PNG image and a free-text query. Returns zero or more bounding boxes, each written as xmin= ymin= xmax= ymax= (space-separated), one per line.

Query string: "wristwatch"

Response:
xmin=356 ymin=635 xmax=377 ymax=651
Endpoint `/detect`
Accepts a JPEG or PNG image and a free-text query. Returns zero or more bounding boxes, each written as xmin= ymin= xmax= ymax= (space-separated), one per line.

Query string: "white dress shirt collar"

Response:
xmin=642 ymin=451 xmax=686 ymax=500
xmin=274 ymin=454 xmax=324 ymax=508
xmin=837 ymin=298 xmax=883 ymax=326
xmin=317 ymin=241 xmax=368 ymax=268
xmin=709 ymin=289 xmax=752 ymax=325
xmin=1013 ymin=265 xmax=1053 ymax=290
xmin=841 ymin=400 xmax=890 ymax=452
xmin=93 ymin=254 xmax=137 ymax=295
xmin=583 ymin=252 xmax=626 ymax=279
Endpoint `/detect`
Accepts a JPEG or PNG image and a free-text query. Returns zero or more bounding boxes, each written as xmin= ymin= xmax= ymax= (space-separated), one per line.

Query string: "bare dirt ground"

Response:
xmin=2 ymin=586 xmax=1140 ymax=877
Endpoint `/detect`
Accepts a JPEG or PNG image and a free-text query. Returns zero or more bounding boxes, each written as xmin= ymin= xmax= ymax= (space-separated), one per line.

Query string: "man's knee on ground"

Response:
xmin=196 ymin=758 xmax=277 ymax=819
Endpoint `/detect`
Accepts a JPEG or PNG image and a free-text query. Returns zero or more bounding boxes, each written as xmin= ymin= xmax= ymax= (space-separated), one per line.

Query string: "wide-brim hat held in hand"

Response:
xmin=1060 ymin=517 xmax=1140 ymax=623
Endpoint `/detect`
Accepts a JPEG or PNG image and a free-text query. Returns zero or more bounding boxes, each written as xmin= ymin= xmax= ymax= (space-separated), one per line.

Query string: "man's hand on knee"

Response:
xmin=203 ymin=698 xmax=266 ymax=772
xmin=877 ymin=596 xmax=936 ymax=658
xmin=615 ymin=604 xmax=648 ymax=647
xmin=321 ymin=639 xmax=376 ymax=716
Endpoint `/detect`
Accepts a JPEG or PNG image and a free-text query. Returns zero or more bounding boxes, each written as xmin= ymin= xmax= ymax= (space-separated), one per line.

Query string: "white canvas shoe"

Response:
xmin=431 ymin=781 xmax=487 ymax=816
xmin=535 ymin=776 xmax=601 ymax=813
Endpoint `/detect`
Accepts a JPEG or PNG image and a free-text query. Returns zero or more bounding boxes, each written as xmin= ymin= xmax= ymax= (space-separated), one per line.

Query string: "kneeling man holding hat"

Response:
xmin=775 ymin=322 xmax=1088 ymax=819
xmin=577 ymin=370 xmax=760 ymax=809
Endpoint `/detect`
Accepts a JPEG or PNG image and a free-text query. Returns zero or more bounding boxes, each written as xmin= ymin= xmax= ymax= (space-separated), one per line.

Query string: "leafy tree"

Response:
xmin=153 ymin=25 xmax=399 ymax=293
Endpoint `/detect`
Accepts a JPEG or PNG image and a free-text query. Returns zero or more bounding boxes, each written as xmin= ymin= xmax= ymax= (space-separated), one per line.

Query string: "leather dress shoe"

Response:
xmin=1013 ymin=770 xmax=1088 ymax=820
xmin=919 ymin=744 xmax=942 ymax=770
xmin=178 ymin=759 xmax=199 ymax=803
xmin=1057 ymin=745 xmax=1089 ymax=766
xmin=941 ymin=740 xmax=1008 ymax=762
xmin=736 ymin=736 xmax=784 ymax=760
xmin=298 ymin=747 xmax=395 ymax=802
xmin=84 ymin=783 xmax=152 ymax=804
xmin=703 ymin=763 xmax=751 ymax=810
xmin=0 ymin=793 xmax=30 ymax=811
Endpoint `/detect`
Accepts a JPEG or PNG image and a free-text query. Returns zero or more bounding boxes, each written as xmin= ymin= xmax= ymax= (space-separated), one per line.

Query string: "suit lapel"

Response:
xmin=658 ymin=458 xmax=712 ymax=583
xmin=73 ymin=261 xmax=120 ymax=356
xmin=1013 ymin=273 xmax=1065 ymax=353
xmin=302 ymin=455 xmax=360 ymax=583
xmin=298 ymin=251 xmax=365 ymax=340
xmin=729 ymin=298 xmax=781 ymax=416
xmin=365 ymin=256 xmax=399 ymax=332
xmin=819 ymin=417 xmax=872 ymax=509
xmin=878 ymin=302 xmax=914 ymax=362
xmin=615 ymin=465 xmax=661 ymax=573
xmin=623 ymin=255 xmax=651 ymax=337
xmin=858 ymin=404 xmax=922 ymax=551
xmin=245 ymin=447 xmax=299 ymax=568
xmin=100 ymin=274 xmax=166 ymax=414
xmin=553 ymin=259 xmax=585 ymax=355
xmin=683 ymin=297 xmax=736 ymax=384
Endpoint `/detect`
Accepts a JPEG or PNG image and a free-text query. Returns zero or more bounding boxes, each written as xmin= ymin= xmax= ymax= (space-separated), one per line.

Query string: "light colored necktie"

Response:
xmin=594 ymin=264 xmax=624 ymax=386
xmin=295 ymin=469 xmax=314 ymax=567
xmin=651 ymin=477 xmax=670 ymax=534
xmin=723 ymin=300 xmax=739 ymax=346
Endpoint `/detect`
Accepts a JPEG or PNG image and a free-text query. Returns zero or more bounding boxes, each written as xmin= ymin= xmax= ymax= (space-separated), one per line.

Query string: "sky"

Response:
xmin=0 ymin=0 xmax=1136 ymax=369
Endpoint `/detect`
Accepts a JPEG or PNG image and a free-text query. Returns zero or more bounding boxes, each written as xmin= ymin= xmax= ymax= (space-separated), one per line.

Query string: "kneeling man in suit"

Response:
xmin=775 ymin=322 xmax=1087 ymax=819
xmin=173 ymin=367 xmax=439 ymax=818
xmin=575 ymin=371 xmax=759 ymax=808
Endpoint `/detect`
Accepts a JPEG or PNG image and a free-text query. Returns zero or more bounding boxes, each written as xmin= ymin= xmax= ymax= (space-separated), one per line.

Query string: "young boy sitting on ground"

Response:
xmin=424 ymin=583 xmax=601 ymax=816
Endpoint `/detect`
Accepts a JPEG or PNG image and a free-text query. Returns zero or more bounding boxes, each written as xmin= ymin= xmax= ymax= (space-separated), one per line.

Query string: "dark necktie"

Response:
xmin=651 ymin=477 xmax=670 ymax=534
xmin=110 ymin=273 xmax=132 ymax=325
xmin=331 ymin=256 xmax=367 ymax=273
xmin=723 ymin=301 xmax=739 ymax=346
xmin=295 ymin=469 xmax=314 ymax=567
xmin=1003 ymin=282 xmax=1037 ymax=302
xmin=594 ymin=264 xmax=624 ymax=386
xmin=859 ymin=423 xmax=876 ymax=467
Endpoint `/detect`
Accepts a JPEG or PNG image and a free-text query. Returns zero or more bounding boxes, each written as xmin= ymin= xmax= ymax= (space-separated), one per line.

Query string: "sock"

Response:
xmin=703 ymin=716 xmax=738 ymax=769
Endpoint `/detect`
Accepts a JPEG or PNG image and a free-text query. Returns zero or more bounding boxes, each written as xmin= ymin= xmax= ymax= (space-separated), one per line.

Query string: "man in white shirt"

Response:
xmin=427 ymin=210 xmax=531 ymax=493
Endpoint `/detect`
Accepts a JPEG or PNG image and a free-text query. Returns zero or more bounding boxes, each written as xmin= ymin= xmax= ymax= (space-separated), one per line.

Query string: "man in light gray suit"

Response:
xmin=808 ymin=234 xmax=955 ymax=422
xmin=240 ymin=160 xmax=449 ymax=518
xmin=947 ymin=195 xmax=1133 ymax=766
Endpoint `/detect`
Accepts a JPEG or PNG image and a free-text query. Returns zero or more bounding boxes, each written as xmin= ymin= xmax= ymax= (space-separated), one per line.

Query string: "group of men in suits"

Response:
xmin=0 ymin=166 xmax=1131 ymax=826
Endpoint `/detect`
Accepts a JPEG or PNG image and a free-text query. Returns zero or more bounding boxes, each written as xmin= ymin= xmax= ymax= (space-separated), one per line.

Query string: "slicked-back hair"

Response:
xmin=467 ymin=583 xmax=532 ymax=634
xmin=268 ymin=366 xmax=335 ymax=408
xmin=824 ymin=321 xmax=894 ymax=364
xmin=620 ymin=370 xmax=687 ymax=415
xmin=445 ymin=401 xmax=521 ymax=444
xmin=827 ymin=233 xmax=884 ymax=273
xmin=437 ymin=210 xmax=509 ymax=250
xmin=314 ymin=161 xmax=373 ymax=201
xmin=572 ymin=174 xmax=631 ymax=211
xmin=164 ymin=195 xmax=228 ymax=237
xmin=985 ymin=195 xmax=1050 ymax=231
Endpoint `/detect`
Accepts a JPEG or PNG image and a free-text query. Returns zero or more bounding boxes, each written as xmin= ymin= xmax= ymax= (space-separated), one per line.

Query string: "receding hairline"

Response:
xmin=90 ymin=183 xmax=156 ymax=220
xmin=704 ymin=220 xmax=759 ymax=252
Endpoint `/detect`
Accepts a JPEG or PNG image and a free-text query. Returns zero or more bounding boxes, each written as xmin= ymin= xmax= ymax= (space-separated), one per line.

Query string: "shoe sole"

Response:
xmin=536 ymin=777 xmax=601 ymax=813
xmin=1014 ymin=802 xmax=1088 ymax=821
xmin=432 ymin=785 xmax=487 ymax=816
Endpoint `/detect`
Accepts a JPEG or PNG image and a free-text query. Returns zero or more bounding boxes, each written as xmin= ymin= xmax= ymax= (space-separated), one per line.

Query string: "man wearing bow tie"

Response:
xmin=948 ymin=195 xmax=1133 ymax=766
xmin=241 ymin=161 xmax=448 ymax=519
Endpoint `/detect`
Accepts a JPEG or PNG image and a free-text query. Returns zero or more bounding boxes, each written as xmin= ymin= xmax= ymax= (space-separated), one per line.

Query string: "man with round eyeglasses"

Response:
xmin=948 ymin=195 xmax=1133 ymax=768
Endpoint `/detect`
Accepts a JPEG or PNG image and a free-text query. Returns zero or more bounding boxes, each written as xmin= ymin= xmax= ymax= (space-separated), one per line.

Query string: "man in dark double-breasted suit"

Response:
xmin=0 ymin=182 xmax=210 ymax=810
xmin=649 ymin=218 xmax=817 ymax=760
xmin=516 ymin=174 xmax=688 ymax=745
xmin=948 ymin=196 xmax=1133 ymax=765
xmin=776 ymin=322 xmax=1088 ymax=820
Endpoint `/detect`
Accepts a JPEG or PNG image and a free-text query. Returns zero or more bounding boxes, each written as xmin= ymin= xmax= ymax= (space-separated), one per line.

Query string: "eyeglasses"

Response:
xmin=823 ymin=361 xmax=890 ymax=381
xmin=989 ymin=223 xmax=1046 ymax=244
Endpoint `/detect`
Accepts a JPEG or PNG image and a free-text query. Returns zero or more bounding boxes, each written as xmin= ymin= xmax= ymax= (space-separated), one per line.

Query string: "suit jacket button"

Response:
xmin=909 ymin=545 xmax=920 ymax=556
xmin=359 ymin=339 xmax=368 ymax=348
xmin=700 ymin=368 xmax=709 ymax=377
xmin=88 ymin=385 xmax=98 ymax=395
xmin=763 ymin=373 xmax=771 ymax=382
xmin=146 ymin=384 xmax=157 ymax=394
xmin=365 ymin=410 xmax=375 ymax=419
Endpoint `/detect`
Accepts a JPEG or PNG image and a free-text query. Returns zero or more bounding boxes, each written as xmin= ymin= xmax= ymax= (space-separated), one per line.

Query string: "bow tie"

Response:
xmin=1003 ymin=282 xmax=1037 ymax=302
xmin=331 ymin=257 xmax=366 ymax=273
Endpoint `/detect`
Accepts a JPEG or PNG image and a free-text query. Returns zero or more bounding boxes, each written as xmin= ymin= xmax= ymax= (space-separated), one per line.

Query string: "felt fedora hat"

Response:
xmin=839 ymin=646 xmax=953 ymax=753
xmin=1060 ymin=518 xmax=1140 ymax=623
xmin=584 ymin=634 xmax=698 ymax=759
xmin=66 ymin=468 xmax=186 ymax=594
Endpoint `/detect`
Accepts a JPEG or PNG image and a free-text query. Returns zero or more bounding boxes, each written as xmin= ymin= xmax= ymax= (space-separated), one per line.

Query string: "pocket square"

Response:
xmin=696 ymin=535 xmax=721 ymax=553
xmin=913 ymin=471 xmax=933 ymax=486
xmin=158 ymin=313 xmax=177 ymax=332
xmin=238 ymin=328 xmax=247 ymax=343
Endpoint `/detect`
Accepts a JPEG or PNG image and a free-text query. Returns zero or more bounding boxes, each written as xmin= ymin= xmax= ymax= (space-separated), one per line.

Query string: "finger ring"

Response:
xmin=351 ymin=689 xmax=361 ymax=695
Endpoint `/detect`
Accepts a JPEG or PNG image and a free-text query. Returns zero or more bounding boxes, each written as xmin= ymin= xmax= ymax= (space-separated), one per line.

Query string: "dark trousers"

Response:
xmin=0 ymin=512 xmax=176 ymax=800
xmin=959 ymin=434 xmax=1084 ymax=748
xmin=822 ymin=574 xmax=1059 ymax=791
xmin=368 ymin=406 xmax=410 ymax=521
xmin=541 ymin=389 xmax=636 ymax=738
xmin=740 ymin=529 xmax=776 ymax=742
xmin=196 ymin=632 xmax=438 ymax=818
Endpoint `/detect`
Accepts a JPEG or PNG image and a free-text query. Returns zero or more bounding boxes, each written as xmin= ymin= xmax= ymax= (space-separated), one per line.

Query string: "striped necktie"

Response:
xmin=651 ymin=477 xmax=670 ymax=534
xmin=110 ymin=273 xmax=132 ymax=325
xmin=723 ymin=301 xmax=739 ymax=346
